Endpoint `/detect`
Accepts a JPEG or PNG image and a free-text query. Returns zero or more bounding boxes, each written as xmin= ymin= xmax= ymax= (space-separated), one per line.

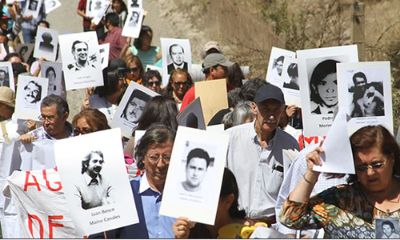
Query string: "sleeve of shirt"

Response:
xmin=77 ymin=0 xmax=85 ymax=11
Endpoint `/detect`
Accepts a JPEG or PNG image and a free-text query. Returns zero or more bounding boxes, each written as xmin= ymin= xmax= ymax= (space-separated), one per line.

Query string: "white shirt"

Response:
xmin=225 ymin=121 xmax=299 ymax=219
xmin=89 ymin=94 xmax=117 ymax=125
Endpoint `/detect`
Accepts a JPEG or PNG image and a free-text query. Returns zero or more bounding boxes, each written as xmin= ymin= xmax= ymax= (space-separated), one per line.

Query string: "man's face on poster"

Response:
xmin=354 ymin=76 xmax=367 ymax=92
xmin=185 ymin=157 xmax=207 ymax=188
xmin=47 ymin=69 xmax=56 ymax=90
xmin=87 ymin=152 xmax=104 ymax=176
xmin=73 ymin=42 xmax=88 ymax=62
xmin=275 ymin=60 xmax=283 ymax=76
xmin=125 ymin=97 xmax=146 ymax=122
xmin=24 ymin=82 xmax=40 ymax=103
xmin=171 ymin=45 xmax=184 ymax=66
xmin=317 ymin=73 xmax=337 ymax=107
xmin=0 ymin=71 xmax=6 ymax=82
xmin=30 ymin=0 xmax=38 ymax=10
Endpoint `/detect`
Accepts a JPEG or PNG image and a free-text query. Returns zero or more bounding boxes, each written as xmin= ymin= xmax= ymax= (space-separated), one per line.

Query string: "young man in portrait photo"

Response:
xmin=129 ymin=11 xmax=140 ymax=27
xmin=120 ymin=89 xmax=151 ymax=125
xmin=67 ymin=40 xmax=96 ymax=71
xmin=349 ymin=71 xmax=384 ymax=118
xmin=24 ymin=80 xmax=42 ymax=104
xmin=380 ymin=220 xmax=400 ymax=239
xmin=46 ymin=67 xmax=57 ymax=92
xmin=167 ymin=44 xmax=188 ymax=74
xmin=181 ymin=148 xmax=214 ymax=193
xmin=0 ymin=68 xmax=9 ymax=87
xmin=74 ymin=150 xmax=114 ymax=210
xmin=28 ymin=0 xmax=39 ymax=11
xmin=39 ymin=32 xmax=55 ymax=52
xmin=309 ymin=59 xmax=339 ymax=115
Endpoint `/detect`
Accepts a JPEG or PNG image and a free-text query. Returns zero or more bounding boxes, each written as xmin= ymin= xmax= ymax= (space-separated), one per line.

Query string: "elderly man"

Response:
xmin=20 ymin=94 xmax=73 ymax=143
xmin=74 ymin=150 xmax=113 ymax=210
xmin=180 ymin=53 xmax=233 ymax=111
xmin=167 ymin=44 xmax=188 ymax=74
xmin=226 ymin=83 xmax=299 ymax=225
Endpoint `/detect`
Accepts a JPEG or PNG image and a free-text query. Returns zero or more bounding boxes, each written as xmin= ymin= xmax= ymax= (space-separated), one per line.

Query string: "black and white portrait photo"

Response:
xmin=54 ymin=129 xmax=139 ymax=235
xmin=167 ymin=44 xmax=188 ymax=74
xmin=23 ymin=80 xmax=42 ymax=104
xmin=376 ymin=219 xmax=400 ymax=239
xmin=337 ymin=61 xmax=393 ymax=135
xmin=265 ymin=47 xmax=295 ymax=88
xmin=16 ymin=44 xmax=34 ymax=63
xmin=297 ymin=45 xmax=359 ymax=137
xmin=15 ymin=75 xmax=48 ymax=120
xmin=280 ymin=57 xmax=301 ymax=106
xmin=129 ymin=11 xmax=140 ymax=27
xmin=41 ymin=62 xmax=66 ymax=98
xmin=0 ymin=67 xmax=10 ymax=88
xmin=122 ymin=8 xmax=144 ymax=38
xmin=24 ymin=0 xmax=43 ymax=19
xmin=59 ymin=32 xmax=103 ymax=90
xmin=74 ymin=150 xmax=114 ymax=210
xmin=111 ymin=82 xmax=158 ymax=138
xmin=309 ymin=59 xmax=339 ymax=115
xmin=28 ymin=0 xmax=39 ymax=10
xmin=160 ymin=126 xmax=228 ymax=225
xmin=283 ymin=63 xmax=299 ymax=90
xmin=120 ymin=89 xmax=151 ymax=125
xmin=181 ymin=148 xmax=214 ymax=193
xmin=44 ymin=0 xmax=61 ymax=14
xmin=34 ymin=26 xmax=58 ymax=61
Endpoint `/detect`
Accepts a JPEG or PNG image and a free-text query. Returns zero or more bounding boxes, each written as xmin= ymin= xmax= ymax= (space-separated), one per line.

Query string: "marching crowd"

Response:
xmin=0 ymin=0 xmax=398 ymax=239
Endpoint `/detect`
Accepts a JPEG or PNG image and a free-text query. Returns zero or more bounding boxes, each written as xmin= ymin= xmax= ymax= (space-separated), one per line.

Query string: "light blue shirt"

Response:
xmin=138 ymin=174 xmax=175 ymax=238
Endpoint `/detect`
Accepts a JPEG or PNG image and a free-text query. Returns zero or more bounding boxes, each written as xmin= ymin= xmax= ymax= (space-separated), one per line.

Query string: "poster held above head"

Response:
xmin=0 ymin=62 xmax=15 ymax=91
xmin=44 ymin=0 xmax=61 ymax=14
xmin=59 ymin=31 xmax=103 ymax=90
xmin=23 ymin=0 xmax=44 ymax=19
xmin=54 ymin=128 xmax=139 ymax=235
xmin=160 ymin=126 xmax=228 ymax=225
xmin=161 ymin=38 xmax=192 ymax=87
xmin=177 ymin=97 xmax=206 ymax=130
xmin=122 ymin=8 xmax=144 ymax=38
xmin=195 ymin=78 xmax=228 ymax=125
xmin=265 ymin=47 xmax=295 ymax=87
xmin=14 ymin=75 xmax=48 ymax=121
xmin=40 ymin=61 xmax=65 ymax=98
xmin=16 ymin=44 xmax=35 ymax=63
xmin=281 ymin=57 xmax=301 ymax=107
xmin=111 ymin=82 xmax=159 ymax=138
xmin=297 ymin=45 xmax=359 ymax=137
xmin=33 ymin=26 xmax=59 ymax=62
xmin=337 ymin=61 xmax=393 ymax=135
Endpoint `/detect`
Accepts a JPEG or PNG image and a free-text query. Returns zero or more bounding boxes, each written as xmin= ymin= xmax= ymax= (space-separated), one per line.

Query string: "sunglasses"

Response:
xmin=148 ymin=81 xmax=161 ymax=86
xmin=128 ymin=67 xmax=139 ymax=73
xmin=73 ymin=127 xmax=94 ymax=136
xmin=173 ymin=81 xmax=188 ymax=87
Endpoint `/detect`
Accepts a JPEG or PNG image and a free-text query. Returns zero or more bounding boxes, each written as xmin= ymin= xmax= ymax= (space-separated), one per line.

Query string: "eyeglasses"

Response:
xmin=73 ymin=127 xmax=94 ymax=136
xmin=128 ymin=67 xmax=139 ymax=73
xmin=173 ymin=81 xmax=189 ymax=87
xmin=146 ymin=154 xmax=171 ymax=163
xmin=148 ymin=81 xmax=161 ymax=86
xmin=38 ymin=115 xmax=56 ymax=123
xmin=355 ymin=159 xmax=387 ymax=172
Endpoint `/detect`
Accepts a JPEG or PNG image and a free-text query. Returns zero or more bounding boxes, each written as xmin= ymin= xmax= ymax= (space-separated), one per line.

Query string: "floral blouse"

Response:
xmin=279 ymin=183 xmax=400 ymax=238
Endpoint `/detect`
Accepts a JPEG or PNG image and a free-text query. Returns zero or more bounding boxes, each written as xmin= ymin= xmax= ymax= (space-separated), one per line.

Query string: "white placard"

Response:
xmin=99 ymin=43 xmax=110 ymax=70
xmin=161 ymin=38 xmax=192 ymax=87
xmin=23 ymin=0 xmax=44 ymax=19
xmin=337 ymin=61 xmax=393 ymax=135
xmin=122 ymin=8 xmax=144 ymax=38
xmin=59 ymin=32 xmax=103 ymax=90
xmin=265 ymin=47 xmax=295 ymax=87
xmin=54 ymin=128 xmax=139 ymax=235
xmin=297 ymin=45 xmax=359 ymax=137
xmin=15 ymin=75 xmax=48 ymax=120
xmin=90 ymin=0 xmax=110 ymax=25
xmin=0 ymin=43 xmax=7 ymax=61
xmin=40 ymin=61 xmax=65 ymax=98
xmin=33 ymin=27 xmax=58 ymax=62
xmin=111 ymin=82 xmax=159 ymax=138
xmin=160 ymin=126 xmax=228 ymax=225
xmin=44 ymin=0 xmax=61 ymax=14
xmin=281 ymin=58 xmax=301 ymax=106
xmin=127 ymin=0 xmax=143 ymax=11
xmin=0 ymin=62 xmax=15 ymax=91
xmin=314 ymin=111 xmax=355 ymax=174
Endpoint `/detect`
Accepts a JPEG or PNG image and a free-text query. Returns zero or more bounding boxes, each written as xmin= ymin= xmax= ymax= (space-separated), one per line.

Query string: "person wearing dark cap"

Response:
xmin=225 ymin=83 xmax=299 ymax=225
xmin=180 ymin=53 xmax=233 ymax=112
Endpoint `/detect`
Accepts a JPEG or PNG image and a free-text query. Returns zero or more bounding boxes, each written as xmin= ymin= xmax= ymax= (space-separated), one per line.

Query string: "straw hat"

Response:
xmin=0 ymin=87 xmax=15 ymax=108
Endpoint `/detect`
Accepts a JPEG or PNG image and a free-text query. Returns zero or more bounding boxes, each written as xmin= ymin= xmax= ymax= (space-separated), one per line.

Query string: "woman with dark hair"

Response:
xmin=165 ymin=68 xmax=193 ymax=107
xmin=173 ymin=168 xmax=249 ymax=238
xmin=110 ymin=0 xmax=127 ymax=28
xmin=280 ymin=125 xmax=400 ymax=238
xmin=227 ymin=62 xmax=244 ymax=91
xmin=92 ymin=123 xmax=176 ymax=238
xmin=85 ymin=68 xmax=126 ymax=123
xmin=142 ymin=69 xmax=162 ymax=94
xmin=309 ymin=59 xmax=339 ymax=115
xmin=72 ymin=108 xmax=110 ymax=136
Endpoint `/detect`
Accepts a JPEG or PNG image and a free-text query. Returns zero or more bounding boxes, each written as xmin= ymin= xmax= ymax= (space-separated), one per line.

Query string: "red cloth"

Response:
xmin=179 ymin=86 xmax=195 ymax=112
xmin=77 ymin=0 xmax=91 ymax=30
xmin=101 ymin=27 xmax=127 ymax=60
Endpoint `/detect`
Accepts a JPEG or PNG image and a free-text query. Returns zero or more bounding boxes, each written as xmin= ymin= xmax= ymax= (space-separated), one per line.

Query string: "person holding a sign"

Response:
xmin=280 ymin=125 xmax=400 ymax=238
xmin=226 ymin=83 xmax=299 ymax=225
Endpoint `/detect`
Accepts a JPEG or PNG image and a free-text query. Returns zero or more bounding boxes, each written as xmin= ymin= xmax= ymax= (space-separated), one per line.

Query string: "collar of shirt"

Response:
xmin=43 ymin=122 xmax=74 ymax=140
xmin=83 ymin=172 xmax=101 ymax=186
xmin=139 ymin=173 xmax=161 ymax=195
xmin=317 ymin=104 xmax=335 ymax=115
xmin=251 ymin=121 xmax=277 ymax=150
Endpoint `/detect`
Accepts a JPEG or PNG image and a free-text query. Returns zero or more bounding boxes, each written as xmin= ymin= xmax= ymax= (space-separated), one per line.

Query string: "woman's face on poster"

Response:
xmin=317 ymin=73 xmax=337 ymax=107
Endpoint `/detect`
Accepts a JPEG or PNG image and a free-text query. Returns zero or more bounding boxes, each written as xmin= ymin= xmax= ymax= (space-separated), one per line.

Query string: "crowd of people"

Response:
xmin=0 ymin=0 xmax=398 ymax=239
